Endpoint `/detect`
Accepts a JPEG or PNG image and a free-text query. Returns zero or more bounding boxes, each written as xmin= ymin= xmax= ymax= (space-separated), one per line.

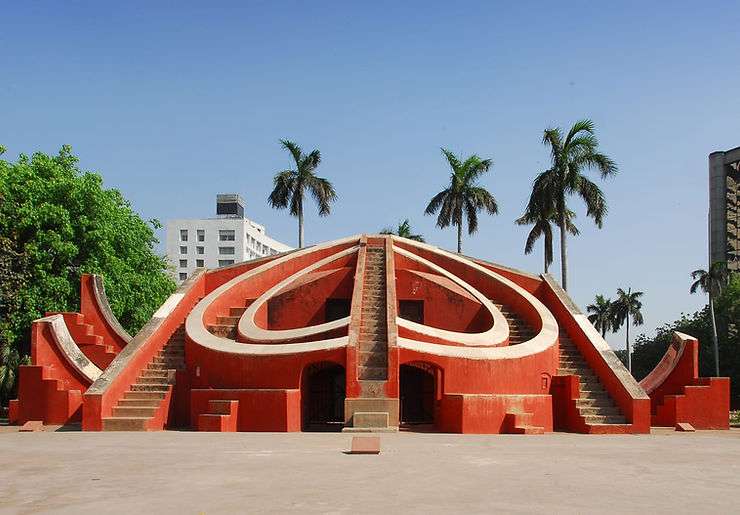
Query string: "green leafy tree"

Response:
xmin=528 ymin=120 xmax=617 ymax=290
xmin=586 ymin=294 xmax=616 ymax=338
xmin=268 ymin=140 xmax=337 ymax=248
xmin=612 ymin=287 xmax=644 ymax=373
xmin=380 ymin=219 xmax=425 ymax=242
xmin=618 ymin=275 xmax=739 ymax=398
xmin=516 ymin=188 xmax=578 ymax=273
xmin=425 ymin=149 xmax=498 ymax=253
xmin=0 ymin=145 xmax=176 ymax=404
xmin=690 ymin=261 xmax=729 ymax=376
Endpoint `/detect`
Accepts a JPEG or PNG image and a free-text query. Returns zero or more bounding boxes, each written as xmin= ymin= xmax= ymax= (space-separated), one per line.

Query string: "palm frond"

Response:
xmin=577 ymin=176 xmax=607 ymax=227
xmin=425 ymin=189 xmax=449 ymax=216
xmin=280 ymin=139 xmax=303 ymax=165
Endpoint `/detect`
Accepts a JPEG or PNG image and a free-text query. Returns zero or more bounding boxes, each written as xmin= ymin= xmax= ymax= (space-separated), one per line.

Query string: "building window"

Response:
xmin=196 ymin=246 xmax=204 ymax=255
xmin=218 ymin=259 xmax=235 ymax=267
xmin=179 ymin=259 xmax=187 ymax=268
xmin=196 ymin=259 xmax=204 ymax=267
xmin=179 ymin=272 xmax=187 ymax=281
xmin=180 ymin=229 xmax=188 ymax=242
xmin=180 ymin=246 xmax=187 ymax=254
xmin=197 ymin=229 xmax=205 ymax=242
xmin=219 ymin=246 xmax=235 ymax=255
xmin=219 ymin=229 xmax=235 ymax=241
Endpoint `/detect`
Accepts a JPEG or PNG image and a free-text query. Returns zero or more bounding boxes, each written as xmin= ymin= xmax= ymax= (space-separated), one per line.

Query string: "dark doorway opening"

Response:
xmin=399 ymin=300 xmax=424 ymax=324
xmin=400 ymin=364 xmax=436 ymax=426
xmin=325 ymin=298 xmax=351 ymax=322
xmin=302 ymin=363 xmax=346 ymax=431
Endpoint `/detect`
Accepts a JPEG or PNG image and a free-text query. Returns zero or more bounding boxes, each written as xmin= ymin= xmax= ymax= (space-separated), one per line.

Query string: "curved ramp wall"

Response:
xmin=639 ymin=331 xmax=729 ymax=429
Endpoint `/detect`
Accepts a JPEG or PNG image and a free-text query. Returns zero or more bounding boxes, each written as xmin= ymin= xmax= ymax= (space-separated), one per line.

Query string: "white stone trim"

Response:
xmin=238 ymin=246 xmax=358 ymax=342
xmin=393 ymin=245 xmax=508 ymax=346
xmin=391 ymin=236 xmax=559 ymax=359
xmin=35 ymin=314 xmax=103 ymax=382
xmin=186 ymin=236 xmax=361 ymax=356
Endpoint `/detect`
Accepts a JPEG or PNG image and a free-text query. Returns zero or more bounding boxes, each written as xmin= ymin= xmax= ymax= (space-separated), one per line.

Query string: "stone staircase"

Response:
xmin=506 ymin=411 xmax=545 ymax=434
xmin=56 ymin=313 xmax=119 ymax=369
xmin=492 ymin=303 xmax=536 ymax=344
xmin=357 ymin=247 xmax=388 ymax=381
xmin=102 ymin=326 xmax=186 ymax=431
xmin=557 ymin=332 xmax=626 ymax=425
xmin=207 ymin=300 xmax=255 ymax=339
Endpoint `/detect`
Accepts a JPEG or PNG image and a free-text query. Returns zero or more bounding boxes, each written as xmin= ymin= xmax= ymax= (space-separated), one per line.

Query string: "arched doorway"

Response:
xmin=301 ymin=362 xmax=346 ymax=431
xmin=400 ymin=364 xmax=437 ymax=427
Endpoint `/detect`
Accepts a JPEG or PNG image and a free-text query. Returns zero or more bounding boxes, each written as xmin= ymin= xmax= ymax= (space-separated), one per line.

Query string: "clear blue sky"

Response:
xmin=2 ymin=1 xmax=739 ymax=350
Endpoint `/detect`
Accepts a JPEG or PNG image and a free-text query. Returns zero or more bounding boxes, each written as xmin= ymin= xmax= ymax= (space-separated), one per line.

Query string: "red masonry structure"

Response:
xmin=639 ymin=332 xmax=730 ymax=429
xmin=8 ymin=235 xmax=729 ymax=433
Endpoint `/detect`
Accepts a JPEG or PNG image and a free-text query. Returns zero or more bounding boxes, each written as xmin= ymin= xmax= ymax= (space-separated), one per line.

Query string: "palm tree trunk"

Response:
xmin=560 ymin=208 xmax=568 ymax=290
xmin=298 ymin=207 xmax=304 ymax=248
xmin=709 ymin=296 xmax=720 ymax=376
xmin=457 ymin=222 xmax=462 ymax=254
xmin=626 ymin=312 xmax=631 ymax=373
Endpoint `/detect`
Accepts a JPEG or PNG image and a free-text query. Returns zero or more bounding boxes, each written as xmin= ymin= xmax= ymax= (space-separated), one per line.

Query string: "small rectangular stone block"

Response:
xmin=676 ymin=422 xmax=695 ymax=432
xmin=349 ymin=436 xmax=380 ymax=454
xmin=353 ymin=411 xmax=388 ymax=428
xmin=20 ymin=420 xmax=44 ymax=432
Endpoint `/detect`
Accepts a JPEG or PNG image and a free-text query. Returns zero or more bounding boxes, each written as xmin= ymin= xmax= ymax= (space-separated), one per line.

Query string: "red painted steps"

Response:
xmin=557 ymin=332 xmax=628 ymax=428
xmin=53 ymin=313 xmax=118 ymax=370
xmin=206 ymin=300 xmax=255 ymax=339
xmin=198 ymin=400 xmax=239 ymax=432
xmin=102 ymin=326 xmax=185 ymax=431
xmin=357 ymin=247 xmax=388 ymax=381
xmin=505 ymin=411 xmax=545 ymax=434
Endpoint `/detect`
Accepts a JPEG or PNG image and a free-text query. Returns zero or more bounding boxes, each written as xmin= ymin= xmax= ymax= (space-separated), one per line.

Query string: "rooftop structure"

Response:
xmin=709 ymin=146 xmax=740 ymax=271
xmin=166 ymin=194 xmax=292 ymax=283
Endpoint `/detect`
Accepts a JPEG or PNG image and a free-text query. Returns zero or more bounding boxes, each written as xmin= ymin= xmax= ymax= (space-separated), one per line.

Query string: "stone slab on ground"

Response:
xmin=676 ymin=422 xmax=696 ymax=432
xmin=348 ymin=436 xmax=380 ymax=454
xmin=1 ymin=429 xmax=739 ymax=513
xmin=19 ymin=420 xmax=44 ymax=432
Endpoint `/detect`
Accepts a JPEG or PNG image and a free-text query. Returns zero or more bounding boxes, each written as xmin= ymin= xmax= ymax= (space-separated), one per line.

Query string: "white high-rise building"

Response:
xmin=166 ymin=194 xmax=292 ymax=283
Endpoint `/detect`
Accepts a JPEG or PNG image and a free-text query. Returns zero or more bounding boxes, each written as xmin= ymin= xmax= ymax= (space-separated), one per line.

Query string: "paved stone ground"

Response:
xmin=1 ymin=428 xmax=739 ymax=514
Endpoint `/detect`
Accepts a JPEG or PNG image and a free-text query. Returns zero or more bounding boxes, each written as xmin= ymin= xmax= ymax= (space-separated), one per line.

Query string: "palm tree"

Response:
xmin=586 ymin=295 xmax=616 ymax=338
xmin=380 ymin=219 xmax=425 ymax=242
xmin=612 ymin=288 xmax=644 ymax=373
xmin=516 ymin=187 xmax=578 ymax=273
xmin=690 ymin=261 xmax=728 ymax=376
xmin=268 ymin=139 xmax=337 ymax=248
xmin=528 ymin=120 xmax=617 ymax=290
xmin=424 ymin=149 xmax=498 ymax=253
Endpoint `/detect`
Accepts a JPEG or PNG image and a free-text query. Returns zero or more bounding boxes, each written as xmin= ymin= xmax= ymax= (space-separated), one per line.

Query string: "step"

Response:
xmin=578 ymin=406 xmax=622 ymax=417
xmin=512 ymin=425 xmax=545 ymax=435
xmin=123 ymin=391 xmax=167 ymax=401
xmin=359 ymin=342 xmax=388 ymax=353
xmin=352 ymin=411 xmax=389 ymax=429
xmin=578 ymin=390 xmax=610 ymax=400
xmin=583 ymin=414 xmax=627 ymax=425
xmin=102 ymin=417 xmax=150 ymax=431
xmin=229 ymin=307 xmax=247 ymax=316
xmin=112 ymin=406 xmax=159 ymax=417
xmin=358 ymin=351 xmax=387 ymax=367
xmin=358 ymin=366 xmax=388 ymax=380
xmin=117 ymin=398 xmax=162 ymax=408
xmin=140 ymin=369 xmax=170 ymax=379
xmin=576 ymin=398 xmax=614 ymax=408
xmin=147 ymin=362 xmax=171 ymax=371
xmin=137 ymin=376 xmax=170 ymax=384
xmin=217 ymin=316 xmax=240 ymax=325
xmin=130 ymin=383 xmax=170 ymax=392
